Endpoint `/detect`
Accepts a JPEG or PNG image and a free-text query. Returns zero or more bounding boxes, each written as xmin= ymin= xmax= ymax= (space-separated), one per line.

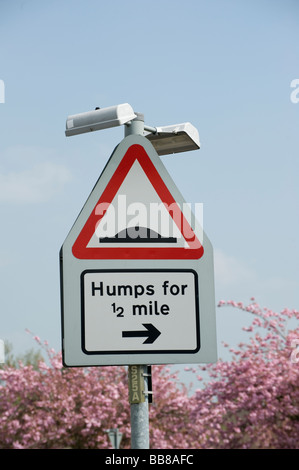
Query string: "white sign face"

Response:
xmin=81 ymin=269 xmax=199 ymax=355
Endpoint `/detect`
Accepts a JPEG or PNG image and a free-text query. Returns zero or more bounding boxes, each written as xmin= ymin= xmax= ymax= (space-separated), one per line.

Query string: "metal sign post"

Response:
xmin=60 ymin=104 xmax=217 ymax=450
xmin=106 ymin=428 xmax=123 ymax=449
xmin=125 ymin=116 xmax=150 ymax=450
xmin=128 ymin=364 xmax=150 ymax=449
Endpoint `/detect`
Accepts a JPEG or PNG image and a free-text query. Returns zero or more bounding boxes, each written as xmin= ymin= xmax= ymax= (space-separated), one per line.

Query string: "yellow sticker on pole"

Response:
xmin=128 ymin=365 xmax=145 ymax=404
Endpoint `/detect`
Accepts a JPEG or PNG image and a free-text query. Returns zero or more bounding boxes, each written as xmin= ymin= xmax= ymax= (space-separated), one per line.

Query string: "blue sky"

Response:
xmin=0 ymin=0 xmax=298 ymax=371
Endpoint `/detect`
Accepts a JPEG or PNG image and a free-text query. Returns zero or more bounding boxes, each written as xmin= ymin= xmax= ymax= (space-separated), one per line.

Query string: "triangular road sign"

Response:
xmin=72 ymin=139 xmax=204 ymax=260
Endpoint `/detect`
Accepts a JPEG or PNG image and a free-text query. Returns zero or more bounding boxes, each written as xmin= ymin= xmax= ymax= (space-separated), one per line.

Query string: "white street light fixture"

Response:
xmin=65 ymin=103 xmax=200 ymax=156
xmin=65 ymin=103 xmax=136 ymax=137
xmin=144 ymin=122 xmax=200 ymax=156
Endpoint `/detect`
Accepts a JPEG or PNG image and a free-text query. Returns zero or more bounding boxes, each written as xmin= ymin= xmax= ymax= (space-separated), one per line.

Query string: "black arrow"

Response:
xmin=122 ymin=323 xmax=161 ymax=344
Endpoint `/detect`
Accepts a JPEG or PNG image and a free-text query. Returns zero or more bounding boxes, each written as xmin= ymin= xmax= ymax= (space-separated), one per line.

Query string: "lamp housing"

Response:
xmin=65 ymin=103 xmax=136 ymax=137
xmin=145 ymin=122 xmax=200 ymax=156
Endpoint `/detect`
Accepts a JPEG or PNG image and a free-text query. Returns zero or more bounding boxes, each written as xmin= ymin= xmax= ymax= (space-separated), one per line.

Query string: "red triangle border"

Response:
xmin=72 ymin=144 xmax=204 ymax=260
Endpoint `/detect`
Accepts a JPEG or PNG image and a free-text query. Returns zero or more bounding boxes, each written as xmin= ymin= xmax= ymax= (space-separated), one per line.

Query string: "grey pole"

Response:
xmin=129 ymin=365 xmax=150 ymax=449
xmin=125 ymin=114 xmax=150 ymax=450
xmin=125 ymin=112 xmax=145 ymax=137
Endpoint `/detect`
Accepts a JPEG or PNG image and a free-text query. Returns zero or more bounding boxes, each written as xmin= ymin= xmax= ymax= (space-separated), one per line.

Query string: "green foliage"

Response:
xmin=1 ymin=341 xmax=44 ymax=369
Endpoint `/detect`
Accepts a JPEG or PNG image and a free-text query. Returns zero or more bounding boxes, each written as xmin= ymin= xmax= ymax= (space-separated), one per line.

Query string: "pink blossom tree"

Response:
xmin=1 ymin=299 xmax=299 ymax=448
xmin=0 ymin=337 xmax=197 ymax=449
xmin=190 ymin=299 xmax=299 ymax=448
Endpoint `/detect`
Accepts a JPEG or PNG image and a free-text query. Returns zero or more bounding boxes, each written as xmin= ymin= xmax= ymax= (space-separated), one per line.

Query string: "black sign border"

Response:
xmin=80 ymin=269 xmax=200 ymax=356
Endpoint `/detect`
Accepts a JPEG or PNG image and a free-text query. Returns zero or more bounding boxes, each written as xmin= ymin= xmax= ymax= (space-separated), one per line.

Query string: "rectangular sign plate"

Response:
xmin=81 ymin=269 xmax=200 ymax=356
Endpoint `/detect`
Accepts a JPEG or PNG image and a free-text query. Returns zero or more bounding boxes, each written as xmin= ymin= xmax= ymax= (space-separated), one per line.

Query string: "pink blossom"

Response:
xmin=1 ymin=300 xmax=299 ymax=448
xmin=191 ymin=299 xmax=299 ymax=448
